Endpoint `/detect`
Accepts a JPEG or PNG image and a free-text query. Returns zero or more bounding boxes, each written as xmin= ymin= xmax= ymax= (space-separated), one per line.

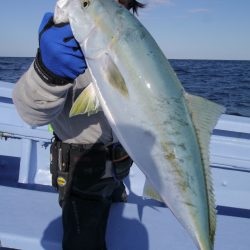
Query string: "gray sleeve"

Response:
xmin=12 ymin=62 xmax=72 ymax=127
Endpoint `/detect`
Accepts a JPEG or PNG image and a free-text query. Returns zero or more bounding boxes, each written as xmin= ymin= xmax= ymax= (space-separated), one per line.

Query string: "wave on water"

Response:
xmin=169 ymin=59 xmax=250 ymax=117
xmin=0 ymin=57 xmax=33 ymax=83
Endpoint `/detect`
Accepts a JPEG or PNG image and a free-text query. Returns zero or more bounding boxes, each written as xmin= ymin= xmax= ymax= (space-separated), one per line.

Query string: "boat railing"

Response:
xmin=1 ymin=80 xmax=250 ymax=250
xmin=0 ymin=80 xmax=250 ymax=209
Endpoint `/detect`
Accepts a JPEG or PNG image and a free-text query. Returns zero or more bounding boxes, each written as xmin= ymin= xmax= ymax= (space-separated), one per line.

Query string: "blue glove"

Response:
xmin=34 ymin=13 xmax=87 ymax=85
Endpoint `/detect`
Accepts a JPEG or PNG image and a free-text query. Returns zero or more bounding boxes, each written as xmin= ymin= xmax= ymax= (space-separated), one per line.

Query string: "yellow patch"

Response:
xmin=161 ymin=141 xmax=185 ymax=184
xmin=105 ymin=54 xmax=129 ymax=97
xmin=166 ymin=152 xmax=176 ymax=161
xmin=57 ymin=176 xmax=67 ymax=187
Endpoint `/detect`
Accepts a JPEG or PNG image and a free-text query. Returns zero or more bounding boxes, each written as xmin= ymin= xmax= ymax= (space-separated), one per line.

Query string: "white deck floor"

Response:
xmin=0 ymin=179 xmax=250 ymax=250
xmin=0 ymin=81 xmax=250 ymax=249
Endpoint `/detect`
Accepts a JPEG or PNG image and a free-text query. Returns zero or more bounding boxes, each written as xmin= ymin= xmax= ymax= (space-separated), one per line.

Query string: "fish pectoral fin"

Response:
xmin=185 ymin=92 xmax=225 ymax=245
xmin=104 ymin=54 xmax=129 ymax=97
xmin=69 ymin=82 xmax=101 ymax=117
xmin=143 ymin=178 xmax=163 ymax=202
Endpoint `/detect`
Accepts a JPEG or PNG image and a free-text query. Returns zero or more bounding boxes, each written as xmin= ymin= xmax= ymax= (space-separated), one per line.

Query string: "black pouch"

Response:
xmin=50 ymin=139 xmax=59 ymax=188
xmin=70 ymin=144 xmax=107 ymax=191
xmin=50 ymin=137 xmax=71 ymax=205
xmin=57 ymin=170 xmax=70 ymax=205
xmin=111 ymin=143 xmax=133 ymax=180
xmin=57 ymin=143 xmax=71 ymax=205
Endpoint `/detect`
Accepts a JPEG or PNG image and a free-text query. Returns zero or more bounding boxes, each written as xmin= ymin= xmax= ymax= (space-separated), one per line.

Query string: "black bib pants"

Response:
xmin=50 ymin=141 xmax=130 ymax=250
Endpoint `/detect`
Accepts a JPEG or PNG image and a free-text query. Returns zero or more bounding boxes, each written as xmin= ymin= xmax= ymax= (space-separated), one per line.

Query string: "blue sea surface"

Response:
xmin=0 ymin=57 xmax=250 ymax=117
xmin=171 ymin=59 xmax=250 ymax=117
xmin=0 ymin=57 xmax=33 ymax=83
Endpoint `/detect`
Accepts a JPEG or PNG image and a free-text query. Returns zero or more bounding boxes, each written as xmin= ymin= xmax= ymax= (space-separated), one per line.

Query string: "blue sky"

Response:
xmin=0 ymin=0 xmax=249 ymax=60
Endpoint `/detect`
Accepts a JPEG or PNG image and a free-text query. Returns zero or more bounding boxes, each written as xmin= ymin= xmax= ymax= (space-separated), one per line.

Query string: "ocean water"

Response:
xmin=0 ymin=57 xmax=250 ymax=117
xmin=0 ymin=57 xmax=34 ymax=83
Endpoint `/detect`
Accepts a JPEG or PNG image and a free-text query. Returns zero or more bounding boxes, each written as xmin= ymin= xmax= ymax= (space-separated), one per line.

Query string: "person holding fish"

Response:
xmin=13 ymin=0 xmax=145 ymax=249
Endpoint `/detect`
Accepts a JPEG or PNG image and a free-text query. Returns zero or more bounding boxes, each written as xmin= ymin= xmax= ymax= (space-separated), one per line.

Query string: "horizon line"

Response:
xmin=0 ymin=55 xmax=250 ymax=61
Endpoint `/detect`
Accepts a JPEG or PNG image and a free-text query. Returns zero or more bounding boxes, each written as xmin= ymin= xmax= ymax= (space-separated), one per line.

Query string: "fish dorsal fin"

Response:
xmin=185 ymin=93 xmax=225 ymax=245
xmin=69 ymin=82 xmax=100 ymax=117
xmin=103 ymin=54 xmax=129 ymax=97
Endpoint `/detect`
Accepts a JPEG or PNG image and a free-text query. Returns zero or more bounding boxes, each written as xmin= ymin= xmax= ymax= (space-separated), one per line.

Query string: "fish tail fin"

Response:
xmin=185 ymin=93 xmax=225 ymax=246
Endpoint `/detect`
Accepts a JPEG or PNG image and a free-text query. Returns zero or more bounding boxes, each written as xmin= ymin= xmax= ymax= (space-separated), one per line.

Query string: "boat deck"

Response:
xmin=0 ymin=81 xmax=250 ymax=249
xmin=1 ymin=183 xmax=250 ymax=250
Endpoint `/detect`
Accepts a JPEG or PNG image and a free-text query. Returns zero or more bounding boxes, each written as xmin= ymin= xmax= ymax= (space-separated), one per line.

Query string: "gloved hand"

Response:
xmin=34 ymin=12 xmax=87 ymax=85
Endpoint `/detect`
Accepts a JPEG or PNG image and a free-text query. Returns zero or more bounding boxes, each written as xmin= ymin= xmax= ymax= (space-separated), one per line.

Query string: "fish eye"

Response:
xmin=81 ymin=0 xmax=90 ymax=8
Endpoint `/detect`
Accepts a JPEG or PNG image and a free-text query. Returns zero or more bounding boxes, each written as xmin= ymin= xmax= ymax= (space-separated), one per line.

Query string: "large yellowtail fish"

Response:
xmin=54 ymin=0 xmax=225 ymax=249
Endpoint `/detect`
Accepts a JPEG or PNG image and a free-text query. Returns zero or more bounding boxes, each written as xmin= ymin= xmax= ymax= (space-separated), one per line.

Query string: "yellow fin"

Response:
xmin=104 ymin=55 xmax=129 ymax=97
xmin=143 ymin=178 xmax=163 ymax=202
xmin=185 ymin=93 xmax=225 ymax=245
xmin=69 ymin=83 xmax=100 ymax=117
